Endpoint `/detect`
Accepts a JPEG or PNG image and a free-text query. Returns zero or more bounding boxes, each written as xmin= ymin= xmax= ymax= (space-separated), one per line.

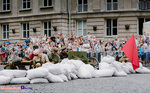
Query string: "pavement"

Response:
xmin=0 ymin=65 xmax=150 ymax=93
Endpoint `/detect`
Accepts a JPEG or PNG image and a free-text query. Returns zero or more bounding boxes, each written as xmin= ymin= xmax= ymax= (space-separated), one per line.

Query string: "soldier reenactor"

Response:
xmin=119 ymin=54 xmax=130 ymax=62
xmin=59 ymin=46 xmax=68 ymax=61
xmin=32 ymin=49 xmax=49 ymax=68
xmin=47 ymin=47 xmax=60 ymax=64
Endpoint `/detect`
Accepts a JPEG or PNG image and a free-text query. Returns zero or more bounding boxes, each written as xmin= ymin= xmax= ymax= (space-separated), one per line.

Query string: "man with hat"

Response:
xmin=47 ymin=47 xmax=60 ymax=64
xmin=59 ymin=46 xmax=68 ymax=61
xmin=32 ymin=49 xmax=49 ymax=68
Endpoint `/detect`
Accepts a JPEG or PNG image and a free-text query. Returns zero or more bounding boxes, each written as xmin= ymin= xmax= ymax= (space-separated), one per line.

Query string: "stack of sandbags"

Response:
xmin=96 ymin=62 xmax=115 ymax=78
xmin=135 ymin=63 xmax=150 ymax=74
xmin=125 ymin=62 xmax=136 ymax=74
xmin=77 ymin=65 xmax=92 ymax=79
xmin=42 ymin=63 xmax=69 ymax=82
xmin=120 ymin=62 xmax=131 ymax=74
xmin=111 ymin=61 xmax=128 ymax=77
xmin=26 ymin=67 xmax=49 ymax=84
xmin=42 ymin=62 xmax=69 ymax=82
xmin=61 ymin=59 xmax=95 ymax=79
xmin=0 ymin=70 xmax=28 ymax=84
xmin=1 ymin=56 xmax=150 ymax=85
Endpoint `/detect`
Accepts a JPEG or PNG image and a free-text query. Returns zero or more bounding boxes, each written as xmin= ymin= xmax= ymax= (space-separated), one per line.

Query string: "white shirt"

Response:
xmin=83 ymin=43 xmax=90 ymax=53
xmin=143 ymin=35 xmax=146 ymax=40
xmin=144 ymin=43 xmax=148 ymax=52
xmin=31 ymin=37 xmax=35 ymax=44
xmin=147 ymin=44 xmax=150 ymax=52
xmin=87 ymin=35 xmax=91 ymax=40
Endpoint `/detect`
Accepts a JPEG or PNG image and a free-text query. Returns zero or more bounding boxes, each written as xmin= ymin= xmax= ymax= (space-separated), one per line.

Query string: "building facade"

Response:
xmin=0 ymin=0 xmax=150 ymax=43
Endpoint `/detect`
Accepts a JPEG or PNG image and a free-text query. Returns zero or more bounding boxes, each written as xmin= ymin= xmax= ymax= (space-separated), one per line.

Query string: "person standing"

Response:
xmin=25 ymin=37 xmax=30 ymax=46
xmin=87 ymin=32 xmax=91 ymax=41
xmin=139 ymin=44 xmax=145 ymax=65
xmin=144 ymin=40 xmax=149 ymax=64
xmin=83 ymin=40 xmax=90 ymax=58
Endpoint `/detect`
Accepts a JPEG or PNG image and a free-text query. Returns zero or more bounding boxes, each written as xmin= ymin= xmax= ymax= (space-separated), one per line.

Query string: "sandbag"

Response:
xmin=42 ymin=63 xmax=63 ymax=75
xmin=57 ymin=74 xmax=68 ymax=82
xmin=99 ymin=62 xmax=110 ymax=70
xmin=111 ymin=61 xmax=122 ymax=71
xmin=84 ymin=64 xmax=96 ymax=78
xmin=77 ymin=65 xmax=92 ymax=79
xmin=10 ymin=77 xmax=30 ymax=84
xmin=45 ymin=73 xmax=64 ymax=83
xmin=61 ymin=58 xmax=69 ymax=63
xmin=0 ymin=70 xmax=14 ymax=79
xmin=121 ymin=62 xmax=130 ymax=74
xmin=59 ymin=64 xmax=76 ymax=73
xmin=139 ymin=62 xmax=143 ymax=68
xmin=68 ymin=60 xmax=84 ymax=70
xmin=109 ymin=56 xmax=115 ymax=62
xmin=2 ymin=70 xmax=27 ymax=78
xmin=49 ymin=66 xmax=62 ymax=75
xmin=0 ymin=76 xmax=11 ymax=84
xmin=125 ymin=62 xmax=136 ymax=74
xmin=70 ymin=73 xmax=78 ymax=79
xmin=136 ymin=67 xmax=150 ymax=74
xmin=42 ymin=62 xmax=54 ymax=68
xmin=95 ymin=69 xmax=115 ymax=78
xmin=113 ymin=69 xmax=128 ymax=77
xmin=122 ymin=66 xmax=130 ymax=74
xmin=30 ymin=78 xmax=49 ymax=84
xmin=101 ymin=56 xmax=112 ymax=64
xmin=27 ymin=67 xmax=49 ymax=79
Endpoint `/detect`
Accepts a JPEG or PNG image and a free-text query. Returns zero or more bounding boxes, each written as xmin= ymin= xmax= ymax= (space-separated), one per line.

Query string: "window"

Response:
xmin=139 ymin=0 xmax=150 ymax=10
xmin=2 ymin=0 xmax=10 ymax=11
xmin=138 ymin=18 xmax=150 ymax=35
xmin=77 ymin=21 xmax=86 ymax=36
xmin=2 ymin=24 xmax=9 ymax=40
xmin=22 ymin=0 xmax=30 ymax=9
xmin=43 ymin=22 xmax=51 ymax=37
xmin=106 ymin=0 xmax=118 ymax=11
xmin=78 ymin=0 xmax=88 ymax=12
xmin=22 ymin=23 xmax=29 ymax=39
xmin=43 ymin=0 xmax=52 ymax=7
xmin=106 ymin=19 xmax=117 ymax=36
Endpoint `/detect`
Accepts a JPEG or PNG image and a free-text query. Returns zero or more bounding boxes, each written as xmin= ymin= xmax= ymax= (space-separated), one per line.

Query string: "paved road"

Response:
xmin=0 ymin=65 xmax=150 ymax=93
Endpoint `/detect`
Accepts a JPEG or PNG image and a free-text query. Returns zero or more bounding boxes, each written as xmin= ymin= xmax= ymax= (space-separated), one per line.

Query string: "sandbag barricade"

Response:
xmin=0 ymin=56 xmax=150 ymax=85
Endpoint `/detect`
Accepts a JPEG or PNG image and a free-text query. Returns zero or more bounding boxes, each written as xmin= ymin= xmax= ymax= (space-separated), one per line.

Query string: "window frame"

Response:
xmin=77 ymin=0 xmax=88 ymax=13
xmin=106 ymin=19 xmax=118 ymax=37
xmin=22 ymin=23 xmax=29 ymax=39
xmin=43 ymin=0 xmax=52 ymax=7
xmin=106 ymin=0 xmax=118 ymax=11
xmin=77 ymin=21 xmax=87 ymax=36
xmin=43 ymin=21 xmax=51 ymax=37
xmin=2 ymin=24 xmax=9 ymax=40
xmin=138 ymin=0 xmax=150 ymax=10
xmin=22 ymin=0 xmax=30 ymax=10
xmin=2 ymin=0 xmax=10 ymax=11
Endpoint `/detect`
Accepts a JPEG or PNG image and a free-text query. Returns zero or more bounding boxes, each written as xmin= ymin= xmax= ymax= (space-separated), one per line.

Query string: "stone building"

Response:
xmin=0 ymin=0 xmax=150 ymax=43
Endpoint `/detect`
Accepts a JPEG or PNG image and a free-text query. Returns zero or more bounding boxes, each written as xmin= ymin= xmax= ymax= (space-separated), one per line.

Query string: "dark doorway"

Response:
xmin=138 ymin=18 xmax=144 ymax=35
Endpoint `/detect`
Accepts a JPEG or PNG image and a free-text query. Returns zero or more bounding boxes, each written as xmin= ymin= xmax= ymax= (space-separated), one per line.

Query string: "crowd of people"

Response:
xmin=0 ymin=31 xmax=150 ymax=65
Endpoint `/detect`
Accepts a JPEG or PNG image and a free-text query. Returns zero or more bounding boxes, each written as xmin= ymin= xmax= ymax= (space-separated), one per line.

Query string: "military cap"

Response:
xmin=53 ymin=47 xmax=59 ymax=53
xmin=61 ymin=46 xmax=66 ymax=50
xmin=33 ymin=49 xmax=40 ymax=55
